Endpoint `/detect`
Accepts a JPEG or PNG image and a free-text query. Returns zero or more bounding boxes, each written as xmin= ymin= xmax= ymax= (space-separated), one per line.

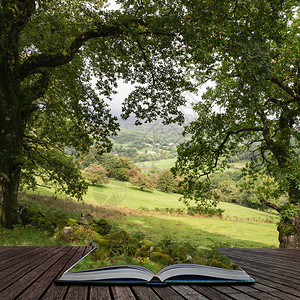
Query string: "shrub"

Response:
xmin=187 ymin=206 xmax=224 ymax=217
xmin=157 ymin=170 xmax=175 ymax=193
xmin=130 ymin=173 xmax=155 ymax=191
xmin=82 ymin=163 xmax=109 ymax=185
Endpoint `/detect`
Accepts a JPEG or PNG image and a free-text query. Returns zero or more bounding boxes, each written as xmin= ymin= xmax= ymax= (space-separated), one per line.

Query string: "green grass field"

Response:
xmin=136 ymin=158 xmax=250 ymax=172
xmin=28 ymin=179 xmax=278 ymax=220
xmin=119 ymin=214 xmax=278 ymax=250
xmin=23 ymin=176 xmax=280 ymax=250
xmin=136 ymin=158 xmax=177 ymax=171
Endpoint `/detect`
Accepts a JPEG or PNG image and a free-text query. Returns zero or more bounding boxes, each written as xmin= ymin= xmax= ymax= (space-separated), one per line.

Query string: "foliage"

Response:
xmin=82 ymin=163 xmax=109 ymax=186
xmin=187 ymin=206 xmax=224 ymax=218
xmin=175 ymin=1 xmax=300 ymax=246
xmin=130 ymin=172 xmax=155 ymax=191
xmin=157 ymin=170 xmax=176 ymax=193
xmin=238 ymin=169 xmax=286 ymax=210
xmin=1 ymin=0 xmax=201 ymax=226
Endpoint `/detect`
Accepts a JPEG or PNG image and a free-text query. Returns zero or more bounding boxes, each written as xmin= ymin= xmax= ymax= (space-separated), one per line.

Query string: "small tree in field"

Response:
xmin=82 ymin=164 xmax=109 ymax=186
xmin=130 ymin=173 xmax=155 ymax=191
xmin=157 ymin=170 xmax=175 ymax=193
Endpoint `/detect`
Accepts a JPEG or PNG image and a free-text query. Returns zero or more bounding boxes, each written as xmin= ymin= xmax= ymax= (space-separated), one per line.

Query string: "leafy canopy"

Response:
xmin=13 ymin=0 xmax=204 ymax=198
xmin=175 ymin=1 xmax=299 ymax=211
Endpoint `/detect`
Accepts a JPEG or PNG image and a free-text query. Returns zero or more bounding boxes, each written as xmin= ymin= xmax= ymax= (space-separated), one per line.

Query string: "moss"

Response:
xmin=150 ymin=252 xmax=172 ymax=264
xmin=93 ymin=217 xmax=108 ymax=226
xmin=210 ymin=260 xmax=230 ymax=269
xmin=154 ymin=246 xmax=163 ymax=253
xmin=19 ymin=205 xmax=55 ymax=233
xmin=140 ymin=239 xmax=154 ymax=250
xmin=136 ymin=245 xmax=148 ymax=257
xmin=92 ymin=225 xmax=105 ymax=235
xmin=66 ymin=218 xmax=77 ymax=226
xmin=172 ymin=247 xmax=189 ymax=260
xmin=93 ymin=240 xmax=111 ymax=260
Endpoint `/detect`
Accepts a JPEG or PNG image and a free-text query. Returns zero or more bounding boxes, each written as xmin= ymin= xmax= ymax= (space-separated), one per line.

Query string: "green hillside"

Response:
xmin=28 ymin=179 xmax=278 ymax=221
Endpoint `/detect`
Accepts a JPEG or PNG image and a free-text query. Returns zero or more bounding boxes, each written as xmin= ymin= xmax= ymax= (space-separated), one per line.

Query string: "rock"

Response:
xmin=150 ymin=252 xmax=172 ymax=264
xmin=92 ymin=217 xmax=112 ymax=233
xmin=63 ymin=226 xmax=74 ymax=235
xmin=93 ymin=217 xmax=107 ymax=226
xmin=78 ymin=215 xmax=93 ymax=226
xmin=153 ymin=246 xmax=163 ymax=253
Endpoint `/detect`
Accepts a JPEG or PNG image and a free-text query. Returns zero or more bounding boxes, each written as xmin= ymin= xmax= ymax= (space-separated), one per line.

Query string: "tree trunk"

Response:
xmin=278 ymin=208 xmax=300 ymax=248
xmin=0 ymin=75 xmax=23 ymax=228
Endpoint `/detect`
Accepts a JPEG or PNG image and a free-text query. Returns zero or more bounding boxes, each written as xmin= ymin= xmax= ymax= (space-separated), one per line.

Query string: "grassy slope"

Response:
xmin=119 ymin=215 xmax=278 ymax=249
xmin=28 ymin=180 xmax=278 ymax=220
xmin=136 ymin=158 xmax=177 ymax=171
xmin=24 ymin=179 xmax=279 ymax=249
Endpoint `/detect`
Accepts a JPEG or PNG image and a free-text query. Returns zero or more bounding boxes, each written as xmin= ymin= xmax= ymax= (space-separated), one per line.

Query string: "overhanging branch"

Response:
xmin=271 ymin=77 xmax=300 ymax=100
xmin=260 ymin=198 xmax=280 ymax=212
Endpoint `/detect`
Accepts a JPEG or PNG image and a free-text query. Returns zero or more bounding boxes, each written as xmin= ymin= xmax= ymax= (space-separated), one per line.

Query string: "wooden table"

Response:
xmin=0 ymin=246 xmax=299 ymax=299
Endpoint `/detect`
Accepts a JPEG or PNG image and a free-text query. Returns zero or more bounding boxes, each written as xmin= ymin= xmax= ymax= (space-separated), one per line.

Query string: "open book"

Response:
xmin=57 ymin=249 xmax=255 ymax=285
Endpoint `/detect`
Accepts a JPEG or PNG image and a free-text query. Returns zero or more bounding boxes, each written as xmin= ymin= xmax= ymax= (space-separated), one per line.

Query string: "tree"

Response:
xmin=176 ymin=2 xmax=300 ymax=247
xmin=130 ymin=172 xmax=155 ymax=191
xmin=82 ymin=163 xmax=109 ymax=186
xmin=238 ymin=170 xmax=285 ymax=211
xmin=157 ymin=169 xmax=175 ymax=193
xmin=0 ymin=0 xmax=199 ymax=227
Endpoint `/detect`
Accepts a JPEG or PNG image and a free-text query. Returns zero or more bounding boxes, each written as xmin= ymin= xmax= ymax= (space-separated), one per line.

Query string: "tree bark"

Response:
xmin=279 ymin=208 xmax=300 ymax=248
xmin=0 ymin=74 xmax=23 ymax=228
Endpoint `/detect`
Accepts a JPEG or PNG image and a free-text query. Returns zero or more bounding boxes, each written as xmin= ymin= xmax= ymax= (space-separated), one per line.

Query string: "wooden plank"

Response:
xmin=243 ymin=273 xmax=300 ymax=298
xmin=192 ymin=285 xmax=232 ymax=300
xmin=214 ymin=285 xmax=282 ymax=300
xmin=171 ymin=285 xmax=209 ymax=299
xmin=64 ymin=285 xmax=88 ymax=300
xmin=220 ymin=250 xmax=300 ymax=274
xmin=221 ymin=249 xmax=300 ymax=266
xmin=0 ymin=247 xmax=70 ymax=299
xmin=223 ymin=258 xmax=300 ymax=285
xmin=89 ymin=286 xmax=111 ymax=300
xmin=0 ymin=246 xmax=61 ymax=291
xmin=271 ymin=291 xmax=300 ymax=300
xmin=152 ymin=286 xmax=185 ymax=300
xmin=111 ymin=286 xmax=136 ymax=300
xmin=219 ymin=253 xmax=300 ymax=283
xmin=41 ymin=246 xmax=90 ymax=300
xmin=130 ymin=286 xmax=161 ymax=300
xmin=0 ymin=246 xmax=35 ymax=262
xmin=0 ymin=246 xmax=49 ymax=272
xmin=17 ymin=247 xmax=80 ymax=300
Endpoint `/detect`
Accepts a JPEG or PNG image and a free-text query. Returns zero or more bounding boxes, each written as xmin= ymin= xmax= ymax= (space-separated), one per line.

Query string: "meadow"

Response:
xmin=136 ymin=158 xmax=177 ymax=171
xmin=29 ymin=179 xmax=278 ymax=221
xmin=24 ymin=178 xmax=280 ymax=251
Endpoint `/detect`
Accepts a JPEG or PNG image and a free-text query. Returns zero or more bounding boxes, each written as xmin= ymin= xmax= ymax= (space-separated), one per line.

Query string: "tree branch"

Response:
xmin=260 ymin=198 xmax=280 ymax=212
xmin=135 ymin=37 xmax=158 ymax=88
xmin=20 ymin=17 xmax=175 ymax=80
xmin=271 ymin=76 xmax=300 ymax=100
xmin=20 ymin=23 xmax=125 ymax=79
xmin=215 ymin=126 xmax=263 ymax=158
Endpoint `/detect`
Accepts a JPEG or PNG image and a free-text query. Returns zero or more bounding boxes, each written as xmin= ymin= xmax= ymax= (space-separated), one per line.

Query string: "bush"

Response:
xmin=187 ymin=206 xmax=224 ymax=217
xmin=130 ymin=173 xmax=155 ymax=191
xmin=157 ymin=170 xmax=175 ymax=193
xmin=82 ymin=163 xmax=109 ymax=185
